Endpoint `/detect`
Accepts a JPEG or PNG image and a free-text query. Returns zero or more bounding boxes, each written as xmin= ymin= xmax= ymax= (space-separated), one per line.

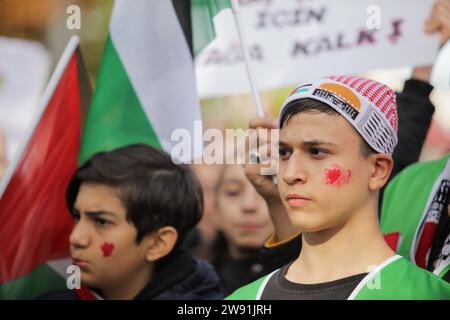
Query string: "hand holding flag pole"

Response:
xmin=230 ymin=1 xmax=278 ymax=184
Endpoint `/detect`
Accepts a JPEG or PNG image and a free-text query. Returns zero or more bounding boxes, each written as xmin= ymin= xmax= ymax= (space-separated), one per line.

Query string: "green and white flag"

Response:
xmin=191 ymin=0 xmax=232 ymax=55
xmin=79 ymin=0 xmax=232 ymax=164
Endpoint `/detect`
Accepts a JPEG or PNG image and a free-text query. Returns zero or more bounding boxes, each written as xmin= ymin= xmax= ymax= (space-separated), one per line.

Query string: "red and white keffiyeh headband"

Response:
xmin=279 ymin=76 xmax=398 ymax=155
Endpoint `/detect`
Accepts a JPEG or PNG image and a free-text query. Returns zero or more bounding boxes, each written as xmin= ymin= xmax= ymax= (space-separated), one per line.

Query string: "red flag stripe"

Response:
xmin=415 ymin=222 xmax=439 ymax=269
xmin=0 ymin=51 xmax=80 ymax=283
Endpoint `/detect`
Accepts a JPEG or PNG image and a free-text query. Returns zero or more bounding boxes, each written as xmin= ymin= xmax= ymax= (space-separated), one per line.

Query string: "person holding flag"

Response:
xmin=236 ymin=0 xmax=450 ymax=286
xmin=227 ymin=75 xmax=450 ymax=299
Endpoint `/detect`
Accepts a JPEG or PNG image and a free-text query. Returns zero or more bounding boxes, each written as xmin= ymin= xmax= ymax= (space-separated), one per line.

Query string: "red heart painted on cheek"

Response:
xmin=326 ymin=168 xmax=341 ymax=184
xmin=101 ymin=242 xmax=115 ymax=257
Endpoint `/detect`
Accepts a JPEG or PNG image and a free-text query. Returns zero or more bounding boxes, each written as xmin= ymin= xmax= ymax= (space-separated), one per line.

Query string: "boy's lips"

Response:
xmin=72 ymin=258 xmax=90 ymax=268
xmin=286 ymin=193 xmax=311 ymax=207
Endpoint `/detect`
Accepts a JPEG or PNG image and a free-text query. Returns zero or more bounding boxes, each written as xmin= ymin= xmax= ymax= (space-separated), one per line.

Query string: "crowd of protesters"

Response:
xmin=1 ymin=0 xmax=449 ymax=300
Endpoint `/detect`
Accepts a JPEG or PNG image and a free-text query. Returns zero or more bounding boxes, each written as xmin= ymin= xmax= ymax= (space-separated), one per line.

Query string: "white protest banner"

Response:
xmin=195 ymin=0 xmax=439 ymax=98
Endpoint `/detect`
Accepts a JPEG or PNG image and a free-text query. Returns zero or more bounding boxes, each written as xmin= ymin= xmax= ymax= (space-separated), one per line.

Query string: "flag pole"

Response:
xmin=0 ymin=36 xmax=80 ymax=198
xmin=230 ymin=1 xmax=278 ymax=184
xmin=230 ymin=0 xmax=265 ymax=117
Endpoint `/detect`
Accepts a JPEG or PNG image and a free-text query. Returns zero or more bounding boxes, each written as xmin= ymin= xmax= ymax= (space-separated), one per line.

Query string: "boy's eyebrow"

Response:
xmin=302 ymin=139 xmax=337 ymax=147
xmin=279 ymin=139 xmax=337 ymax=148
xmin=84 ymin=210 xmax=118 ymax=219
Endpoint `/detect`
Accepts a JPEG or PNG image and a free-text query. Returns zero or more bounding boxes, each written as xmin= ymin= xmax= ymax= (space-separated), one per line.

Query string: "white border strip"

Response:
xmin=0 ymin=36 xmax=80 ymax=199
xmin=347 ymin=255 xmax=402 ymax=300
xmin=255 ymin=269 xmax=279 ymax=300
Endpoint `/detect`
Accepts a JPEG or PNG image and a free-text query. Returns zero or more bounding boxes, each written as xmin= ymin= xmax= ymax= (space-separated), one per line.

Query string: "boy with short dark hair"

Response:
xmin=42 ymin=144 xmax=222 ymax=300
xmin=228 ymin=76 xmax=450 ymax=299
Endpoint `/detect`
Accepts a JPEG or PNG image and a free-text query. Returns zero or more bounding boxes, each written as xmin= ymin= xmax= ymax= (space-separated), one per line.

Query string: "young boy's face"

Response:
xmin=277 ymin=111 xmax=373 ymax=232
xmin=70 ymin=183 xmax=151 ymax=291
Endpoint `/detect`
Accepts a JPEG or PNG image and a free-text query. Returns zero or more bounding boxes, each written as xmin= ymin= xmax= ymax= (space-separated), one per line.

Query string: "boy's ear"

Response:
xmin=368 ymin=153 xmax=393 ymax=191
xmin=144 ymin=226 xmax=178 ymax=262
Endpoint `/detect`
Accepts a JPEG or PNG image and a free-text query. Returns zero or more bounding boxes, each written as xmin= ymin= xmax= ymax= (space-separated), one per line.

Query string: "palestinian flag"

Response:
xmin=0 ymin=36 xmax=90 ymax=299
xmin=191 ymin=0 xmax=233 ymax=54
xmin=0 ymin=0 xmax=233 ymax=299
xmin=78 ymin=0 xmax=231 ymax=165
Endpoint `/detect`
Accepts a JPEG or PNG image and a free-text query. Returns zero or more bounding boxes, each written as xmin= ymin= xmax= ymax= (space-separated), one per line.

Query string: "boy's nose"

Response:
xmin=69 ymin=221 xmax=91 ymax=249
xmin=283 ymin=155 xmax=307 ymax=185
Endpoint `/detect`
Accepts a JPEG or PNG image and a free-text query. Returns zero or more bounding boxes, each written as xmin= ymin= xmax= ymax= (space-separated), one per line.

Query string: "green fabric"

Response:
xmin=437 ymin=264 xmax=450 ymax=279
xmin=226 ymin=274 xmax=269 ymax=300
xmin=191 ymin=0 xmax=232 ymax=55
xmin=0 ymin=263 xmax=66 ymax=300
xmin=354 ymin=257 xmax=450 ymax=299
xmin=78 ymin=35 xmax=161 ymax=165
xmin=225 ymin=258 xmax=450 ymax=300
xmin=381 ymin=154 xmax=450 ymax=262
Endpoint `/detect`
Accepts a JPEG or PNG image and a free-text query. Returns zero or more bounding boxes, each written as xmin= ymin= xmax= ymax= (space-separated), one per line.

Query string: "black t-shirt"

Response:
xmin=260 ymin=264 xmax=368 ymax=300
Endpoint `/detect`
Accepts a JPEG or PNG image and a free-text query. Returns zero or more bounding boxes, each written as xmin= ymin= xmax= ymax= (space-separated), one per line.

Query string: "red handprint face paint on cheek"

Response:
xmin=324 ymin=164 xmax=351 ymax=187
xmin=101 ymin=242 xmax=115 ymax=257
